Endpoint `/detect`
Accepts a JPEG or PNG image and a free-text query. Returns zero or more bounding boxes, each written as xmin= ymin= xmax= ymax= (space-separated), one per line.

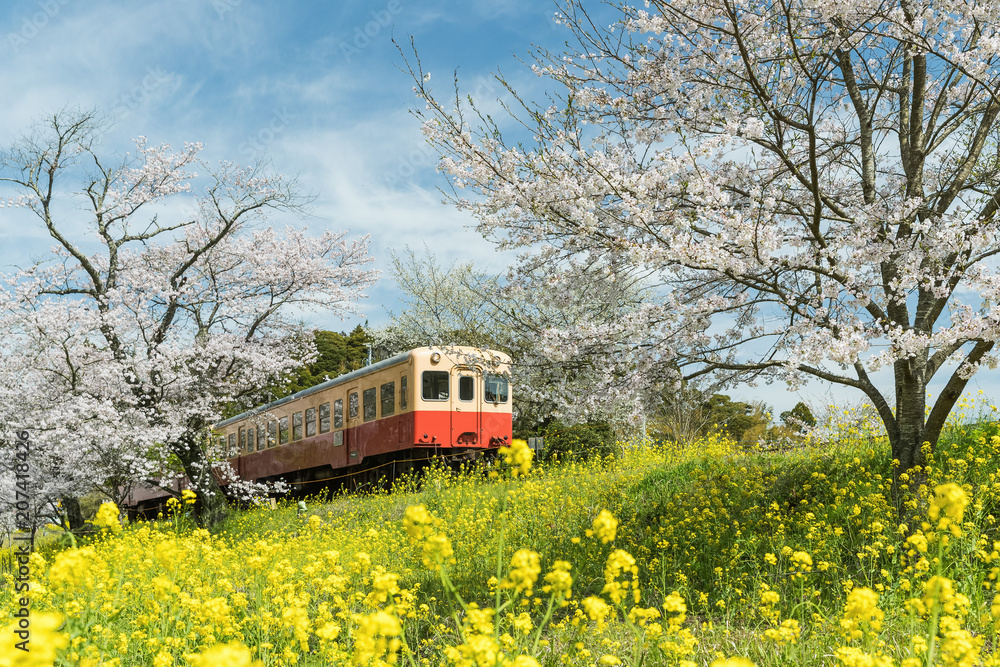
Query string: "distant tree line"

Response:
xmin=271 ymin=326 xmax=374 ymax=398
xmin=649 ymin=392 xmax=816 ymax=445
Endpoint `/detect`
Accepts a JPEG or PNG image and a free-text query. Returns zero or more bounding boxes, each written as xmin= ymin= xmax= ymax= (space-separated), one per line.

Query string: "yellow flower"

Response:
xmin=929 ymin=483 xmax=968 ymax=536
xmin=906 ymin=532 xmax=928 ymax=554
xmin=543 ymin=560 xmax=573 ymax=597
xmin=833 ymin=647 xmax=895 ymax=667
xmin=402 ymin=504 xmax=434 ymax=543
xmin=710 ymin=659 xmax=755 ymax=667
xmin=91 ymin=502 xmax=121 ymax=533
xmin=662 ymin=592 xmax=687 ymax=626
xmin=0 ymin=612 xmax=67 ymax=667
xmin=186 ymin=642 xmax=262 ymax=667
xmin=592 ymin=510 xmax=618 ymax=543
xmin=512 ymin=612 xmax=533 ymax=635
xmin=48 ymin=546 xmax=98 ymax=590
xmin=464 ymin=605 xmax=495 ymax=635
xmin=446 ymin=634 xmax=506 ymax=666
xmin=840 ymin=587 xmax=884 ymax=640
xmin=582 ymin=596 xmax=611 ymax=629
xmin=402 ymin=505 xmax=454 ymax=570
xmin=316 ymin=621 xmax=342 ymax=641
xmin=937 ymin=616 xmax=982 ymax=666
xmin=913 ymin=576 xmax=970 ymax=622
xmin=500 ymin=439 xmax=533 ymax=476
xmin=352 ymin=610 xmax=402 ymax=666
xmin=628 ymin=606 xmax=661 ymax=627
xmin=182 ymin=489 xmax=197 ymax=505
xmin=790 ymin=551 xmax=813 ymax=573
xmin=423 ymin=533 xmax=455 ymax=571
xmin=365 ymin=572 xmax=399 ymax=608
xmin=505 ymin=549 xmax=541 ymax=594
xmin=281 ymin=604 xmax=311 ymax=651
xmin=763 ymin=618 xmax=799 ymax=646
xmin=512 ymin=657 xmax=541 ymax=667
xmin=604 ymin=549 xmax=637 ymax=578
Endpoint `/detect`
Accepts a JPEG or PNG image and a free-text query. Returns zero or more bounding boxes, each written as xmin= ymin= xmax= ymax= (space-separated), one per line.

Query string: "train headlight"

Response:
xmin=430 ymin=352 xmax=441 ymax=364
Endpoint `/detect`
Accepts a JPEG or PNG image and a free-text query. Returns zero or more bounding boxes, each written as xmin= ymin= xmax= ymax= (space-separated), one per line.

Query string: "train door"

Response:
xmin=451 ymin=367 xmax=482 ymax=446
xmin=347 ymin=387 xmax=361 ymax=464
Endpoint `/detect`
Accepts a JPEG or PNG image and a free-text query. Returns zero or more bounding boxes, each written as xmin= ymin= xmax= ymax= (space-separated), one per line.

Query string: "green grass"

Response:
xmin=17 ymin=409 xmax=1000 ymax=665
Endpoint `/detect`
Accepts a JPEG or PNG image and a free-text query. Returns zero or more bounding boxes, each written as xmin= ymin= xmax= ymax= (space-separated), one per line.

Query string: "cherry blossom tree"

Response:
xmin=409 ymin=0 xmax=1000 ymax=490
xmin=0 ymin=111 xmax=377 ymax=527
xmin=374 ymin=247 xmax=653 ymax=433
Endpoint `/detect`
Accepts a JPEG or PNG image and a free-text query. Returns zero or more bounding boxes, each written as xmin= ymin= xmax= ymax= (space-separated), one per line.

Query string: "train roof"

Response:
xmin=215 ymin=345 xmax=509 ymax=429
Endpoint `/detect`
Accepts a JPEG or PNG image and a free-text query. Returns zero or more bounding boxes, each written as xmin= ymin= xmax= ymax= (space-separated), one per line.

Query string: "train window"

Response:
xmin=400 ymin=376 xmax=408 ymax=409
xmin=248 ymin=426 xmax=256 ymax=451
xmin=485 ymin=374 xmax=509 ymax=403
xmin=239 ymin=428 xmax=246 ymax=453
xmin=422 ymin=371 xmax=449 ymax=401
xmin=319 ymin=402 xmax=331 ymax=433
xmin=279 ymin=416 xmax=289 ymax=445
xmin=334 ymin=399 xmax=343 ymax=429
xmin=334 ymin=431 xmax=343 ymax=446
xmin=228 ymin=433 xmax=237 ymax=456
xmin=381 ymin=382 xmax=395 ymax=417
xmin=305 ymin=407 xmax=316 ymax=437
xmin=363 ymin=387 xmax=377 ymax=421
xmin=349 ymin=392 xmax=359 ymax=420
xmin=267 ymin=421 xmax=277 ymax=448
xmin=292 ymin=412 xmax=303 ymax=441
xmin=459 ymin=376 xmax=474 ymax=402
xmin=257 ymin=424 xmax=265 ymax=451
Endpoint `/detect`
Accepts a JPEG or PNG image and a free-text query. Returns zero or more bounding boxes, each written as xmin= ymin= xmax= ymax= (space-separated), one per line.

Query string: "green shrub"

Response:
xmin=540 ymin=420 xmax=616 ymax=460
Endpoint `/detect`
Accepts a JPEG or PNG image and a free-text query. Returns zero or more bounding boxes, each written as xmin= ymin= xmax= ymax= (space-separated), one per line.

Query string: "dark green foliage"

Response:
xmin=700 ymin=394 xmax=771 ymax=442
xmin=648 ymin=389 xmax=781 ymax=444
xmin=539 ymin=420 xmax=616 ymax=460
xmin=780 ymin=401 xmax=817 ymax=432
xmin=273 ymin=326 xmax=372 ymax=398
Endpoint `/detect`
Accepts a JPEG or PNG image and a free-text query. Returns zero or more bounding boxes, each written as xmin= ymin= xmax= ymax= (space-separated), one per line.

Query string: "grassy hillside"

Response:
xmin=7 ymin=400 xmax=1000 ymax=666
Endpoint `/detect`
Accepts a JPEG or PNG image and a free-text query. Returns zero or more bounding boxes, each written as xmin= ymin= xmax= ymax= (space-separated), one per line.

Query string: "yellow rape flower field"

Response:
xmin=10 ymin=400 xmax=1000 ymax=666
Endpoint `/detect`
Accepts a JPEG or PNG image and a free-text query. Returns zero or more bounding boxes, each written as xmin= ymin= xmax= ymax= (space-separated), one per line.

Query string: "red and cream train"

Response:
xmin=127 ymin=346 xmax=512 ymax=513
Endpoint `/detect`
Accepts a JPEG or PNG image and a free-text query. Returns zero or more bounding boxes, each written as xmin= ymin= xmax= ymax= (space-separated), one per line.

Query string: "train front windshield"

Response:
xmin=484 ymin=374 xmax=509 ymax=403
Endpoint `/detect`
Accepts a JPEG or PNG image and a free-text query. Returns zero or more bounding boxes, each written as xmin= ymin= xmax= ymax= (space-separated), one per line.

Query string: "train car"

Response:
xmin=127 ymin=346 xmax=512 ymax=513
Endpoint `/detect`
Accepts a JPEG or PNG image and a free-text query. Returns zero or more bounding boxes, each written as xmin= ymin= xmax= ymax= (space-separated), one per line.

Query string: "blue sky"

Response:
xmin=0 ymin=0 xmax=558 ymax=318
xmin=0 ymin=0 xmax=997 ymax=420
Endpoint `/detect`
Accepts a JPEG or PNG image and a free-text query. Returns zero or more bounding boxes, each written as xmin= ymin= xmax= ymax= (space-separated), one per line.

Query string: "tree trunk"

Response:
xmin=888 ymin=360 xmax=930 ymax=516
xmin=892 ymin=389 xmax=927 ymax=473
xmin=171 ymin=434 xmax=229 ymax=529
xmin=61 ymin=496 xmax=86 ymax=533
